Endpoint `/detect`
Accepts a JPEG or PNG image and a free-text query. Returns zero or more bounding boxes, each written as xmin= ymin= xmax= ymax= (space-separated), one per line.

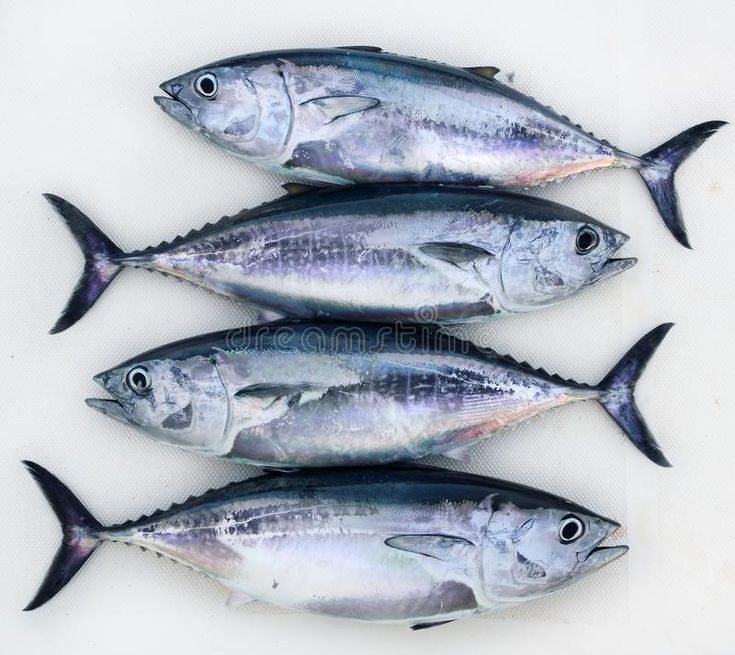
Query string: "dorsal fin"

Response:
xmin=281 ymin=182 xmax=322 ymax=195
xmin=464 ymin=66 xmax=500 ymax=80
xmin=336 ymin=45 xmax=383 ymax=53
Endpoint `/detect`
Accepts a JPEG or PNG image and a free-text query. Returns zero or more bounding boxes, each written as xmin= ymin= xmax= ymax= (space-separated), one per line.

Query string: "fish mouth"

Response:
xmin=85 ymin=371 xmax=135 ymax=425
xmin=576 ymin=521 xmax=628 ymax=572
xmin=592 ymin=256 xmax=638 ymax=282
xmin=591 ymin=233 xmax=637 ymax=283
xmin=154 ymin=81 xmax=197 ymax=129
xmin=85 ymin=397 xmax=135 ymax=425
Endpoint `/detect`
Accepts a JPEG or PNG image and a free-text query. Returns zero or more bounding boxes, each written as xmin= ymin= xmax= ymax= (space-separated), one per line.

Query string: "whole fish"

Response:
xmin=23 ymin=461 xmax=627 ymax=626
xmin=87 ymin=321 xmax=672 ymax=467
xmin=46 ymin=185 xmax=635 ymax=333
xmin=155 ymin=46 xmax=726 ymax=247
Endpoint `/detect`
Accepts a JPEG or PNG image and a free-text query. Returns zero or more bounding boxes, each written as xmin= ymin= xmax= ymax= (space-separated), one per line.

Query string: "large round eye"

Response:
xmin=559 ymin=515 xmax=585 ymax=544
xmin=126 ymin=366 xmax=152 ymax=395
xmin=576 ymin=226 xmax=600 ymax=254
xmin=194 ymin=73 xmax=218 ymax=99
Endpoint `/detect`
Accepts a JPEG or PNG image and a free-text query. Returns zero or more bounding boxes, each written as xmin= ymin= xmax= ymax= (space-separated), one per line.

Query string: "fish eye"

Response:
xmin=559 ymin=515 xmax=585 ymax=543
xmin=194 ymin=73 xmax=218 ymax=99
xmin=575 ymin=226 xmax=599 ymax=254
xmin=126 ymin=366 xmax=152 ymax=395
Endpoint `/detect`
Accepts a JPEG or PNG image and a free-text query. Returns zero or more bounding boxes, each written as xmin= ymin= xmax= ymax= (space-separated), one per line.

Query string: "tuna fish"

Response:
xmin=86 ymin=320 xmax=672 ymax=467
xmin=23 ymin=461 xmax=627 ymax=626
xmin=155 ymin=46 xmax=726 ymax=247
xmin=46 ymin=185 xmax=635 ymax=333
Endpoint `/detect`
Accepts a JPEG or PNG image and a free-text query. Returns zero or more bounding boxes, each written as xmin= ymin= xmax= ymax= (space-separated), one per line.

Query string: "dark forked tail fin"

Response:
xmin=23 ymin=461 xmax=103 ymax=611
xmin=45 ymin=194 xmax=124 ymax=334
xmin=596 ymin=324 xmax=674 ymax=467
xmin=638 ymin=121 xmax=726 ymax=248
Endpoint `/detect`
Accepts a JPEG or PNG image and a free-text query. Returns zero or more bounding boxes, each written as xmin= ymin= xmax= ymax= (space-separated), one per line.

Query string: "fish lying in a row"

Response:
xmin=86 ymin=320 xmax=672 ymax=468
xmin=47 ymin=185 xmax=635 ymax=333
xmin=24 ymin=461 xmax=627 ymax=628
xmin=155 ymin=46 xmax=725 ymax=248
xmin=28 ymin=44 xmax=714 ymax=627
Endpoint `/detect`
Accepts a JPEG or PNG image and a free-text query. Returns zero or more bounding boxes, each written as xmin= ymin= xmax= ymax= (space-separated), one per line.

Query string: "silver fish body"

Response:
xmin=23 ymin=462 xmax=628 ymax=627
xmin=46 ymin=185 xmax=634 ymax=333
xmin=88 ymin=321 xmax=672 ymax=467
xmin=155 ymin=47 xmax=726 ymax=247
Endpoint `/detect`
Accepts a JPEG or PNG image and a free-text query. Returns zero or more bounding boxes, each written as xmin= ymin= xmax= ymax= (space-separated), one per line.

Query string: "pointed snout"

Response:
xmin=154 ymin=78 xmax=197 ymax=128
xmin=159 ymin=80 xmax=183 ymax=98
xmin=93 ymin=370 xmax=112 ymax=388
xmin=590 ymin=229 xmax=637 ymax=283
xmin=610 ymin=230 xmax=630 ymax=250
xmin=577 ymin=518 xmax=628 ymax=573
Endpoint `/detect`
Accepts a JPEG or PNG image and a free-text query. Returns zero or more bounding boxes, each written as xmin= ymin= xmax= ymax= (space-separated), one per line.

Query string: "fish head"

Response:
xmin=155 ymin=60 xmax=292 ymax=159
xmin=86 ymin=353 xmax=230 ymax=454
xmin=480 ymin=498 xmax=627 ymax=603
xmin=498 ymin=218 xmax=636 ymax=312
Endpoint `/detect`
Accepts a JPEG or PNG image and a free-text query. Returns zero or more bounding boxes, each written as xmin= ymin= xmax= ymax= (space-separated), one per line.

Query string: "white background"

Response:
xmin=1 ymin=1 xmax=733 ymax=652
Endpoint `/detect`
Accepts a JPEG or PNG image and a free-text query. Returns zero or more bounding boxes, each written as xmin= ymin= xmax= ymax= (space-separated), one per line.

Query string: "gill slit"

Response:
xmin=212 ymin=351 xmax=237 ymax=455
xmin=278 ymin=62 xmax=296 ymax=157
xmin=496 ymin=218 xmax=518 ymax=311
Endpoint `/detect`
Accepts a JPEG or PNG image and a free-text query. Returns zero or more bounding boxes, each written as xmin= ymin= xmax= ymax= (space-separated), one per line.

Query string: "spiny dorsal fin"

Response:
xmin=336 ymin=45 xmax=383 ymax=53
xmin=464 ymin=66 xmax=500 ymax=80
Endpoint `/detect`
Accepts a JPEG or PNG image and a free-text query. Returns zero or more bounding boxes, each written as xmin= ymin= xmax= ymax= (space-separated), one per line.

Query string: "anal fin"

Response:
xmin=411 ymin=620 xmax=455 ymax=630
xmin=226 ymin=589 xmax=256 ymax=608
xmin=442 ymin=443 xmax=475 ymax=464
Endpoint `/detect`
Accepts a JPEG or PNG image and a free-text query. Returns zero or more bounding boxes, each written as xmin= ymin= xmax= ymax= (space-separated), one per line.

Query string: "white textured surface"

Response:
xmin=0 ymin=0 xmax=733 ymax=652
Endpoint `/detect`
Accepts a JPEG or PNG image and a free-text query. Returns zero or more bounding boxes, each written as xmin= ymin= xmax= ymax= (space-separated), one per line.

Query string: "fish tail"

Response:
xmin=637 ymin=121 xmax=727 ymax=249
xmin=22 ymin=460 xmax=103 ymax=611
xmin=23 ymin=461 xmax=102 ymax=612
xmin=596 ymin=323 xmax=674 ymax=467
xmin=45 ymin=193 xmax=124 ymax=333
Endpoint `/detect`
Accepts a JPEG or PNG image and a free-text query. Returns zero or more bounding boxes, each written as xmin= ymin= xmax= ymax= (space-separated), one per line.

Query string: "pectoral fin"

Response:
xmin=301 ymin=95 xmax=381 ymax=125
xmin=234 ymin=383 xmax=315 ymax=400
xmin=419 ymin=242 xmax=495 ymax=266
xmin=385 ymin=534 xmax=475 ymax=561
